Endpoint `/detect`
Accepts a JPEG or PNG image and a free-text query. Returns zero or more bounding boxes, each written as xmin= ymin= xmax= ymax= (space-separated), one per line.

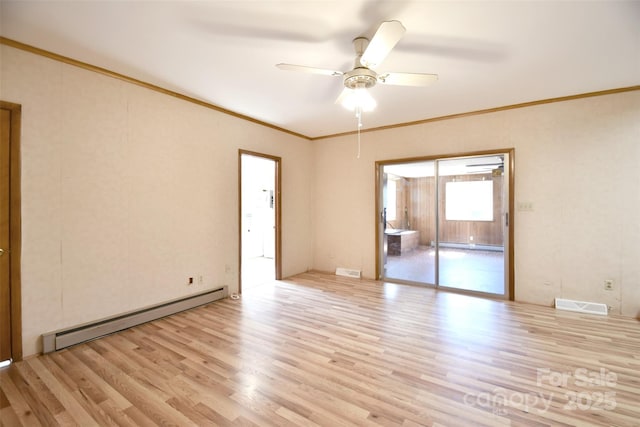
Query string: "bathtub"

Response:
xmin=385 ymin=229 xmax=419 ymax=255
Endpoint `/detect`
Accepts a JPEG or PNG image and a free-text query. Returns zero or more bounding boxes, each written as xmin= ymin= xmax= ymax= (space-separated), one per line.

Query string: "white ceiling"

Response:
xmin=1 ymin=1 xmax=638 ymax=139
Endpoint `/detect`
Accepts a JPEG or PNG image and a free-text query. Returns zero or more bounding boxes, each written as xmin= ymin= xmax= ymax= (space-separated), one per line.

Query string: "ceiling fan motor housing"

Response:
xmin=344 ymin=68 xmax=378 ymax=89
xmin=343 ymin=36 xmax=378 ymax=89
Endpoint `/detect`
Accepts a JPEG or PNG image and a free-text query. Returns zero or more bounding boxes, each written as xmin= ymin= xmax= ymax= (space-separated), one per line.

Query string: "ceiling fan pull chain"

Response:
xmin=356 ymin=107 xmax=362 ymax=159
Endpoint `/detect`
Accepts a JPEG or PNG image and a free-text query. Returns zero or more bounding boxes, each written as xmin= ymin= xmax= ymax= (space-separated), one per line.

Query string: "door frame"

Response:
xmin=1 ymin=101 xmax=22 ymax=361
xmin=238 ymin=150 xmax=282 ymax=293
xmin=375 ymin=148 xmax=515 ymax=300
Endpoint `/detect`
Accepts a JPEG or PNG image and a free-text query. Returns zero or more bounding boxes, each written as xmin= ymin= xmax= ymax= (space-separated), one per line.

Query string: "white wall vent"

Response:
xmin=336 ymin=267 xmax=361 ymax=278
xmin=555 ymin=298 xmax=608 ymax=316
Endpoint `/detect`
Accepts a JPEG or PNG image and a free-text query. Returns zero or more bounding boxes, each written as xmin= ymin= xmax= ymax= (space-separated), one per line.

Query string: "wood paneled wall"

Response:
xmin=389 ymin=173 xmax=504 ymax=247
xmin=406 ymin=177 xmax=436 ymax=245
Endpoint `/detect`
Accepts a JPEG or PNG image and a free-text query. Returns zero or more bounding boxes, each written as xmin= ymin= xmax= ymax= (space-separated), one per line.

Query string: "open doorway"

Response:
xmin=377 ymin=150 xmax=514 ymax=300
xmin=239 ymin=150 xmax=281 ymax=293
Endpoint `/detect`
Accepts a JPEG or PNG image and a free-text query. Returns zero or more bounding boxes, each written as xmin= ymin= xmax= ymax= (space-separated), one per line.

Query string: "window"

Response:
xmin=445 ymin=180 xmax=493 ymax=221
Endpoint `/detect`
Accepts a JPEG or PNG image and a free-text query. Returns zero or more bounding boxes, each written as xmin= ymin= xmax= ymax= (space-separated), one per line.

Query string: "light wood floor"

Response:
xmin=1 ymin=272 xmax=639 ymax=426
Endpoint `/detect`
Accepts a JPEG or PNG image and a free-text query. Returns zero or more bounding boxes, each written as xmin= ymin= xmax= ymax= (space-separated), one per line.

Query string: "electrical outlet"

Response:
xmin=604 ymin=279 xmax=614 ymax=291
xmin=188 ymin=277 xmax=194 ymax=285
xmin=198 ymin=275 xmax=203 ymax=284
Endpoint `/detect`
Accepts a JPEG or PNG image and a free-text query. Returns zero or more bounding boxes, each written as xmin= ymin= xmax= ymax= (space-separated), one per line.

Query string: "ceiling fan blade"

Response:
xmin=377 ymin=72 xmax=438 ymax=86
xmin=360 ymin=20 xmax=406 ymax=68
xmin=276 ymin=63 xmax=343 ymax=77
xmin=466 ymin=163 xmax=503 ymax=167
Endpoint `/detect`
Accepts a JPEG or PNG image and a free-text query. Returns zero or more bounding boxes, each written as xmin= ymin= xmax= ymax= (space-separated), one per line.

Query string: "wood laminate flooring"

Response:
xmin=1 ymin=271 xmax=639 ymax=426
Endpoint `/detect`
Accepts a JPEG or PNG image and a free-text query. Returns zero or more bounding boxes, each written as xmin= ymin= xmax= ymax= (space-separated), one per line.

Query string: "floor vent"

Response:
xmin=336 ymin=267 xmax=361 ymax=278
xmin=555 ymin=298 xmax=608 ymax=316
xmin=42 ymin=287 xmax=227 ymax=353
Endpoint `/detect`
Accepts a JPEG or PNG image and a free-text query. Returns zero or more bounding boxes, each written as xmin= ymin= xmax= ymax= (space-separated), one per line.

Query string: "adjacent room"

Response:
xmin=381 ymin=156 xmax=508 ymax=296
xmin=1 ymin=1 xmax=639 ymax=425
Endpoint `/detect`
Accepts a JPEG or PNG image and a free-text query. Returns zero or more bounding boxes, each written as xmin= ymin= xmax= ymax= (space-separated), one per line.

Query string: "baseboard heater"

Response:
xmin=555 ymin=298 xmax=608 ymax=316
xmin=42 ymin=287 xmax=228 ymax=353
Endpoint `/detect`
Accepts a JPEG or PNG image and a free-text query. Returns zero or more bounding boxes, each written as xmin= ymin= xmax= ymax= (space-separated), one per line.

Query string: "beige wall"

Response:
xmin=1 ymin=46 xmax=314 ymax=356
xmin=2 ymin=43 xmax=639 ymax=357
xmin=313 ymin=90 xmax=640 ymax=318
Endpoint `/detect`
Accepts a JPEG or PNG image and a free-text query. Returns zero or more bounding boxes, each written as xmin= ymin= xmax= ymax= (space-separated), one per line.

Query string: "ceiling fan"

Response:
xmin=276 ymin=20 xmax=438 ymax=113
xmin=465 ymin=158 xmax=505 ymax=176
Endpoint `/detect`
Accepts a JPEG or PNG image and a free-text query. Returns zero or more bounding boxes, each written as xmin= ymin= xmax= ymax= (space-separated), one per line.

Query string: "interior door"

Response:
xmin=0 ymin=108 xmax=11 ymax=363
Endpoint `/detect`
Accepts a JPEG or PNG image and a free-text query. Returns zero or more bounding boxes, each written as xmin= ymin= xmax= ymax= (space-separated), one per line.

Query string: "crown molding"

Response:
xmin=3 ymin=36 xmax=638 ymax=142
xmin=0 ymin=37 xmax=311 ymax=140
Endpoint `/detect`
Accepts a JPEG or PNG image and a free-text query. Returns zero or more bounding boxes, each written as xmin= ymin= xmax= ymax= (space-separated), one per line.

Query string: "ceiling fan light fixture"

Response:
xmin=341 ymin=87 xmax=377 ymax=113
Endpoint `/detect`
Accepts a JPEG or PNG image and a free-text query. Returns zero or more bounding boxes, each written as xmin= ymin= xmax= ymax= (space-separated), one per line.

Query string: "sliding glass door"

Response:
xmin=381 ymin=161 xmax=436 ymax=285
xmin=436 ymin=155 xmax=508 ymax=295
xmin=379 ymin=152 xmax=511 ymax=299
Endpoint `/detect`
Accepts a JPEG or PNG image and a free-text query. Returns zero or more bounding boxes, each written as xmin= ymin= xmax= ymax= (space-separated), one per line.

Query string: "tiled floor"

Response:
xmin=241 ymin=256 xmax=275 ymax=291
xmin=384 ymin=245 xmax=505 ymax=294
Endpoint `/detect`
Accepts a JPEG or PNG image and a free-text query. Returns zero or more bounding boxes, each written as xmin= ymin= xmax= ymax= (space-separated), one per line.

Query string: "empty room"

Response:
xmin=1 ymin=1 xmax=639 ymax=426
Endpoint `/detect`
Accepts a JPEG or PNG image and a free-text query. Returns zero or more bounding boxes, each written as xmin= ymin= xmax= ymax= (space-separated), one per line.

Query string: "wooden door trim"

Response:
xmin=1 ymin=101 xmax=22 ymax=361
xmin=238 ymin=150 xmax=282 ymax=294
xmin=375 ymin=148 xmax=515 ymax=301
